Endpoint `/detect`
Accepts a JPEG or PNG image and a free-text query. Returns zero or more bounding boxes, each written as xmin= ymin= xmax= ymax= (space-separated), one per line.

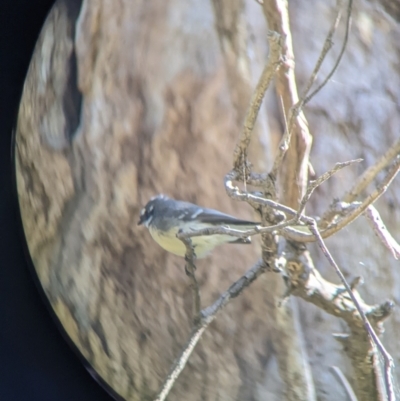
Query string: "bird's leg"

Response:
xmin=181 ymin=241 xmax=201 ymax=324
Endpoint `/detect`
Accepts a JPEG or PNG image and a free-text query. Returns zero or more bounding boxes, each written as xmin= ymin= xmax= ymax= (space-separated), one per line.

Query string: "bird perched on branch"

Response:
xmin=138 ymin=194 xmax=260 ymax=258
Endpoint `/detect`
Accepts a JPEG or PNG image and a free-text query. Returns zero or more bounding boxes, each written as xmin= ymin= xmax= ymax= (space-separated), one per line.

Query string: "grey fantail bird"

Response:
xmin=138 ymin=195 xmax=260 ymax=258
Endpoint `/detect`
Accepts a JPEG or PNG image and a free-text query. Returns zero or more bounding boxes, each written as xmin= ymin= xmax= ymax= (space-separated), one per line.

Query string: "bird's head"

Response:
xmin=138 ymin=194 xmax=169 ymax=227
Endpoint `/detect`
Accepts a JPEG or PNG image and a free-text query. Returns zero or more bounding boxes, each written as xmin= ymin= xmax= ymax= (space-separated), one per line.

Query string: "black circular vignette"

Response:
xmin=0 ymin=1 xmax=120 ymax=400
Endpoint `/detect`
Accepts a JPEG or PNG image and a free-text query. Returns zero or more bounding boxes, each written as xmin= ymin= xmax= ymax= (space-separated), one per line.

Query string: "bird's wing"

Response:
xmin=195 ymin=208 xmax=259 ymax=226
xmin=171 ymin=200 xmax=259 ymax=226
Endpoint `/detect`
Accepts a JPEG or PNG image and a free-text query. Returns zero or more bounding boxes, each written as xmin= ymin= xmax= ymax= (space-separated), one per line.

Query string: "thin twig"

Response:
xmin=225 ymin=159 xmax=364 ymax=240
xmin=154 ymin=261 xmax=266 ymax=401
xmin=267 ymin=2 xmax=349 ymax=186
xmin=364 ymin=206 xmax=400 ymax=260
xmin=177 ymin=220 xmax=300 ymax=241
xmin=344 ymin=137 xmax=400 ymax=203
xmin=232 ymin=31 xmax=282 ymax=170
xmin=154 ymin=325 xmax=207 ymax=401
xmin=296 ymin=159 xmax=362 ymax=218
xmin=280 ymin=240 xmax=394 ymax=398
xmin=319 ymin=200 xmax=361 ymax=229
xmin=201 ymin=260 xmax=266 ymax=317
xmin=329 ymin=366 xmax=358 ymax=401
xmin=321 ymin=137 xmax=400 ymax=227
xmin=225 ymin=170 xmax=306 ymax=218
xmin=309 ymin=222 xmax=395 ymax=401
xmin=270 ymin=102 xmax=296 ymax=181
xmin=303 ymin=0 xmax=353 ymax=105
xmin=300 ymin=0 xmax=344 ymax=101
xmin=284 ymin=156 xmax=400 ymax=242
xmin=270 ymin=95 xmax=293 ymax=181
xmin=313 ymin=155 xmax=400 ymax=238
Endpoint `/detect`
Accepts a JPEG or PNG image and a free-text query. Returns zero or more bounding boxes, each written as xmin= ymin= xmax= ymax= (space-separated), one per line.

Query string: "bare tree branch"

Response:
xmin=319 ymin=200 xmax=361 ymax=230
xmin=270 ymin=101 xmax=296 ymax=182
xmin=329 ymin=366 xmax=358 ymax=401
xmin=224 ymin=159 xmax=361 ymax=239
xmin=344 ymin=138 xmax=400 ymax=204
xmin=300 ymin=0 xmax=344 ymax=102
xmin=318 ymin=140 xmax=400 ymax=229
xmin=284 ymin=156 xmax=400 ymax=242
xmin=177 ymin=160 xmax=360 ymax=244
xmin=364 ymin=206 xmax=400 ymax=260
xmin=321 ymin=137 xmax=400 ymax=228
xmin=308 ymin=222 xmax=396 ymax=401
xmin=296 ymin=159 xmax=362 ymax=219
xmin=303 ymin=0 xmax=353 ymax=105
xmin=232 ymin=30 xmax=283 ymax=170
xmin=276 ymin=239 xmax=394 ymax=401
xmin=269 ymin=0 xmax=353 ymax=189
xmin=261 ymin=1 xmax=318 ymax=399
xmin=177 ymin=224 xmax=268 ymax=239
xmin=225 ymin=170 xmax=302 ymax=217
xmin=154 ymin=261 xmax=266 ymax=401
xmin=154 ymin=325 xmax=207 ymax=401
xmin=263 ymin=1 xmax=313 ymax=203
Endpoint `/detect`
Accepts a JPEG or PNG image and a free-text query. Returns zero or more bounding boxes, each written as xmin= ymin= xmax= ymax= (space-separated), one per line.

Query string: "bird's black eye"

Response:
xmin=138 ymin=204 xmax=154 ymax=225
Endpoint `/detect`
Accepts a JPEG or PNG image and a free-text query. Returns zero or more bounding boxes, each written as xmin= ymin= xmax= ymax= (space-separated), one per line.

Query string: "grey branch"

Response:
xmin=278 ymin=239 xmax=394 ymax=400
xmin=309 ymin=222 xmax=395 ymax=401
xmin=329 ymin=366 xmax=358 ymax=401
xmin=232 ymin=30 xmax=283 ymax=170
xmin=225 ymin=162 xmax=351 ymax=237
xmin=154 ymin=261 xmax=266 ymax=401
xmin=364 ymin=206 xmax=400 ymax=260
xmin=285 ymin=156 xmax=400 ymax=242
xmin=296 ymin=159 xmax=362 ymax=219
xmin=225 ymin=157 xmax=400 ymax=250
xmin=303 ymin=0 xmax=353 ymax=105
xmin=322 ymin=137 xmax=400 ymax=227
xmin=271 ymin=0 xmax=348 ymax=185
xmin=344 ymin=137 xmax=400 ymax=203
xmin=300 ymin=0 xmax=344 ymax=102
xmin=154 ymin=325 xmax=207 ymax=401
xmin=177 ymin=220 xmax=298 ymax=241
xmin=319 ymin=200 xmax=361 ymax=229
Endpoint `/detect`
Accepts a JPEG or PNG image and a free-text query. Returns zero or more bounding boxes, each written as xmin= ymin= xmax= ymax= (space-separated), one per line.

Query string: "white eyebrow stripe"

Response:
xmin=149 ymin=205 xmax=154 ymax=212
xmin=140 ymin=208 xmax=146 ymax=215
xmin=178 ymin=213 xmax=186 ymax=219
xmin=191 ymin=209 xmax=203 ymax=219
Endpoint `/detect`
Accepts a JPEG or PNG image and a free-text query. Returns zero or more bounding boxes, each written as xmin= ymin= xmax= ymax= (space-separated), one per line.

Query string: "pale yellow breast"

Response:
xmin=147 ymin=221 xmax=255 ymax=258
xmin=149 ymin=226 xmax=187 ymax=257
xmin=148 ymin=225 xmax=231 ymax=258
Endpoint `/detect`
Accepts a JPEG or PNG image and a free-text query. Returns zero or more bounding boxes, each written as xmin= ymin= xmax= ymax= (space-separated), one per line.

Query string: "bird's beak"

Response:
xmin=138 ymin=207 xmax=146 ymax=225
